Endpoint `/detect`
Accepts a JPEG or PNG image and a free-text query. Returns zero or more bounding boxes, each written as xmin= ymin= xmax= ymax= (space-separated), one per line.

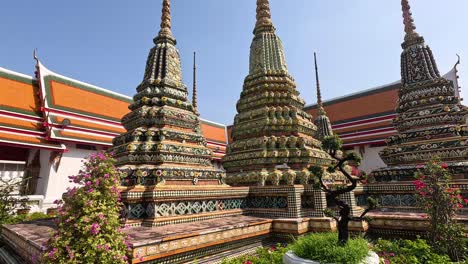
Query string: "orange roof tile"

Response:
xmin=47 ymin=80 xmax=130 ymax=121
xmin=0 ymin=116 xmax=42 ymax=132
xmin=201 ymin=120 xmax=227 ymax=144
xmin=0 ymin=130 xmax=64 ymax=150
xmin=52 ymin=129 xmax=113 ymax=145
xmin=306 ymin=84 xmax=399 ymax=124
xmin=0 ymin=69 xmax=41 ymax=117
xmin=50 ymin=115 xmax=125 ymax=135
xmin=0 ymin=68 xmax=64 ymax=150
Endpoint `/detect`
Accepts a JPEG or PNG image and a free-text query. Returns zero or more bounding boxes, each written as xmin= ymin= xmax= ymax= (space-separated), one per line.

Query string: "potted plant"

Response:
xmin=283 ymin=135 xmax=379 ymax=264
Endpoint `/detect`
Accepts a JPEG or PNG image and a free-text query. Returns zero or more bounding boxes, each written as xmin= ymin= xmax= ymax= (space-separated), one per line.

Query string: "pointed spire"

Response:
xmin=155 ymin=0 xmax=174 ymax=43
xmin=254 ymin=0 xmax=274 ymax=34
xmin=313 ymin=52 xmax=333 ymax=140
xmin=192 ymin=52 xmax=198 ymax=113
xmin=401 ymin=0 xmax=421 ymax=42
xmin=314 ymin=52 xmax=326 ymax=115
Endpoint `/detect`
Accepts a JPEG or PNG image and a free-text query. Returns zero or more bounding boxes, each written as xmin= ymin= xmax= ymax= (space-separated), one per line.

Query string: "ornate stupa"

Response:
xmin=373 ymin=0 xmax=468 ymax=181
xmin=112 ymin=0 xmax=225 ymax=186
xmin=313 ymin=52 xmax=333 ymax=141
xmin=223 ymin=0 xmax=332 ymax=186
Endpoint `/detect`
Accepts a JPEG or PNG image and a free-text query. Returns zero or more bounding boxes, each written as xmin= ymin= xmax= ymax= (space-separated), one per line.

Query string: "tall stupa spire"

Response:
xmin=314 ymin=52 xmax=325 ymax=115
xmin=254 ymin=0 xmax=274 ymax=33
xmin=401 ymin=0 xmax=420 ymax=42
xmin=155 ymin=0 xmax=174 ymax=43
xmin=399 ymin=0 xmax=440 ymax=85
xmin=313 ymin=52 xmax=333 ymax=140
xmin=192 ymin=52 xmax=198 ymax=113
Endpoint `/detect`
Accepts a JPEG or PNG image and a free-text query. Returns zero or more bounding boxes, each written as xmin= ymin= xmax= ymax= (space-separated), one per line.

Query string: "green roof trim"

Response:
xmin=0 ymin=69 xmax=34 ymax=85
xmin=200 ymin=119 xmax=226 ymax=129
xmin=51 ymin=129 xmax=112 ymax=146
xmin=0 ymin=122 xmax=42 ymax=133
xmin=0 ymin=105 xmax=41 ymax=118
xmin=49 ymin=115 xmax=122 ymax=135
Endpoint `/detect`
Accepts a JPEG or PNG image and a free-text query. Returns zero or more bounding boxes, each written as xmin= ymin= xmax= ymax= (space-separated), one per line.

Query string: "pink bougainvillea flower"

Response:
xmin=90 ymin=222 xmax=101 ymax=235
xmin=48 ymin=247 xmax=58 ymax=258
xmin=413 ymin=180 xmax=426 ymax=190
xmin=31 ymin=254 xmax=38 ymax=264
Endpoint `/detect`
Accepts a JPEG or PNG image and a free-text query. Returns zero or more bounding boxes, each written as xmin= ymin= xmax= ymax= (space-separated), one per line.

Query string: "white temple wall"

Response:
xmin=349 ymin=145 xmax=386 ymax=174
xmin=35 ymin=149 xmax=53 ymax=198
xmin=36 ymin=144 xmax=99 ymax=210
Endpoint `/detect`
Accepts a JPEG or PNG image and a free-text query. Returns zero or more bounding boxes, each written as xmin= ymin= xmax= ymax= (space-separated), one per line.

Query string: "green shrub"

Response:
xmin=374 ymin=237 xmax=451 ymax=264
xmin=16 ymin=212 xmax=49 ymax=222
xmin=1 ymin=212 xmax=51 ymax=225
xmin=291 ymin=232 xmax=369 ymax=264
xmin=220 ymin=244 xmax=289 ymax=264
xmin=0 ymin=175 xmax=29 ymax=225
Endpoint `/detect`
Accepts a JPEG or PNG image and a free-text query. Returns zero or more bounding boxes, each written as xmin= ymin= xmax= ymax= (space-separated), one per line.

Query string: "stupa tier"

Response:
xmin=112 ymin=0 xmax=225 ymax=186
xmin=373 ymin=0 xmax=468 ymax=182
xmin=222 ymin=0 xmax=332 ymax=186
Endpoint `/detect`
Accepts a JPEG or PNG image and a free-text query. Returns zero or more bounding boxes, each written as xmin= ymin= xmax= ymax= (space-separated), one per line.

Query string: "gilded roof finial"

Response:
xmin=192 ymin=52 xmax=198 ymax=113
xmin=401 ymin=0 xmax=420 ymax=42
xmin=254 ymin=0 xmax=274 ymax=34
xmin=33 ymin=49 xmax=39 ymax=65
xmin=157 ymin=0 xmax=173 ymax=41
xmin=314 ymin=52 xmax=325 ymax=115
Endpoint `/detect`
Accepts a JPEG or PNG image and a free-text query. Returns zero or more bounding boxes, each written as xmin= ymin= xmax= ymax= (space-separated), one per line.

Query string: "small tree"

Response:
xmin=43 ymin=152 xmax=129 ymax=263
xmin=413 ymin=160 xmax=467 ymax=260
xmin=0 ymin=176 xmax=29 ymax=225
xmin=309 ymin=135 xmax=377 ymax=245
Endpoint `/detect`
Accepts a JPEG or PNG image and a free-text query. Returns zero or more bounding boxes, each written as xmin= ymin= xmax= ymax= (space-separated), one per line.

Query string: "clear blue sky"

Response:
xmin=1 ymin=0 xmax=467 ymax=124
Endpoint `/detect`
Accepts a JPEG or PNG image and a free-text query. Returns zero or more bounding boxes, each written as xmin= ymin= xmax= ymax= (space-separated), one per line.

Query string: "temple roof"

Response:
xmin=0 ymin=64 xmax=227 ymax=157
xmin=37 ymin=62 xmax=131 ymax=146
xmin=0 ymin=67 xmax=65 ymax=150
